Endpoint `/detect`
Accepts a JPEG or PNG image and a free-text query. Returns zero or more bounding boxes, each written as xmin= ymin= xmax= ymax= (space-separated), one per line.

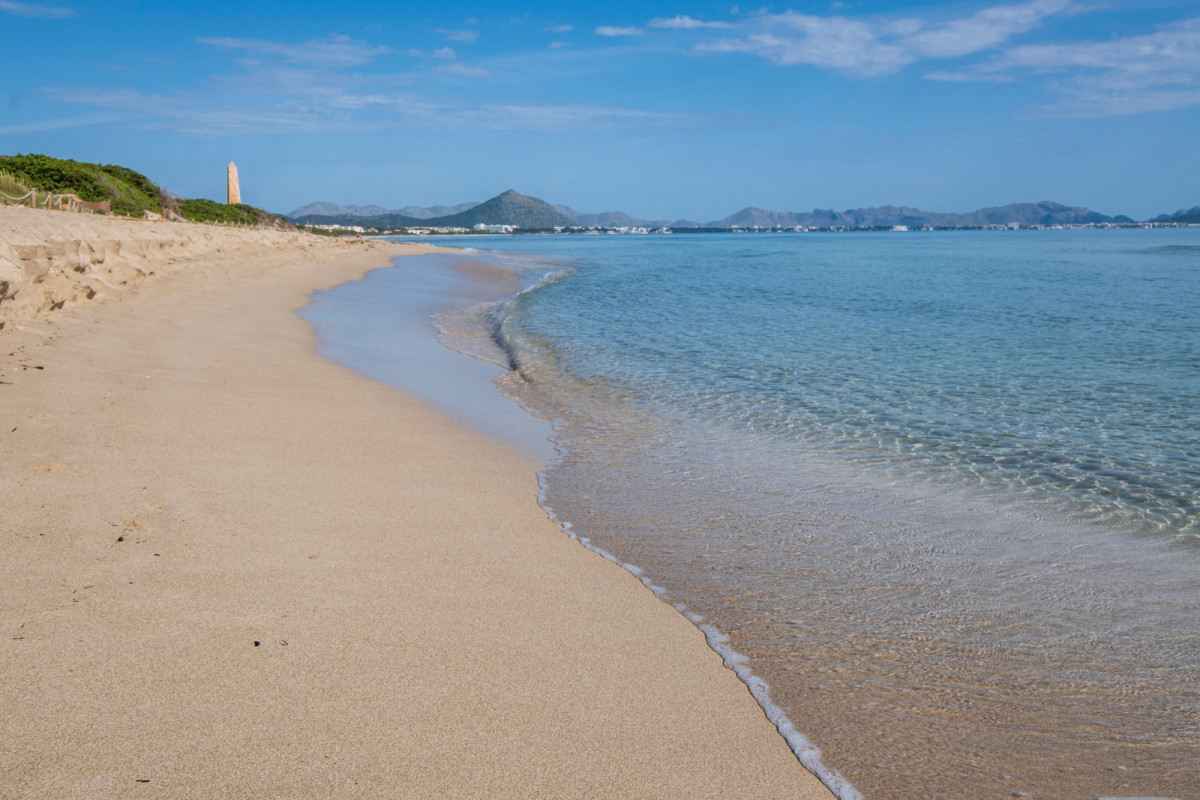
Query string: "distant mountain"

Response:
xmin=700 ymin=201 xmax=1129 ymax=229
xmin=394 ymin=202 xmax=480 ymax=219
xmin=287 ymin=200 xmax=480 ymax=220
xmin=1152 ymin=205 xmax=1200 ymax=224
xmin=286 ymin=194 xmax=1144 ymax=231
xmin=289 ymin=210 xmax=423 ymax=228
xmin=287 ymin=190 xmax=575 ymax=230
xmin=427 ymin=190 xmax=577 ymax=229
xmin=288 ymin=201 xmax=389 ymax=218
xmin=554 ymin=205 xmax=669 ymax=228
xmin=955 ymin=201 xmax=1132 ymax=227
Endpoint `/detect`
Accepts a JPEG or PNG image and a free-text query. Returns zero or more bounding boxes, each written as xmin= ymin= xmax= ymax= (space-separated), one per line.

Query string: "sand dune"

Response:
xmin=0 ymin=205 xmax=367 ymax=328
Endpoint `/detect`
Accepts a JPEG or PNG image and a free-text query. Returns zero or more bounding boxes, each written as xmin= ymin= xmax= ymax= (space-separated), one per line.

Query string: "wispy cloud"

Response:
xmin=668 ymin=1 xmax=1199 ymax=117
xmin=437 ymin=28 xmax=478 ymax=43
xmin=0 ymin=113 xmax=118 ymax=135
xmin=35 ymin=34 xmax=693 ymax=137
xmin=648 ymin=15 xmax=733 ymax=30
xmin=595 ymin=26 xmax=645 ymax=37
xmin=929 ymin=16 xmax=1200 ymax=116
xmin=435 ymin=62 xmax=492 ymax=79
xmin=695 ymin=0 xmax=1076 ymax=77
xmin=0 ymin=0 xmax=73 ymax=17
xmin=42 ymin=84 xmax=690 ymax=136
xmin=545 ymin=24 xmax=573 ymax=34
xmin=450 ymin=101 xmax=691 ymax=131
xmin=198 ymin=34 xmax=391 ymax=67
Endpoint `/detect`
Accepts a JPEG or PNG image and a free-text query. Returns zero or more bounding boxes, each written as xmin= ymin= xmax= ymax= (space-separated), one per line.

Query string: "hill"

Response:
xmin=0 ymin=153 xmax=292 ymax=229
xmin=288 ymin=200 xmax=481 ymax=220
xmin=705 ymin=201 xmax=1128 ymax=229
xmin=553 ymin=205 xmax=670 ymax=228
xmin=1 ymin=153 xmax=165 ymax=218
xmin=289 ymin=211 xmax=423 ymax=228
xmin=427 ymin=190 xmax=576 ymax=229
xmin=289 ymin=190 xmax=575 ymax=230
xmin=176 ymin=198 xmax=296 ymax=229
xmin=1152 ymin=205 xmax=1200 ymax=224
xmin=286 ymin=193 xmax=1149 ymax=232
xmin=289 ymin=201 xmax=391 ymax=218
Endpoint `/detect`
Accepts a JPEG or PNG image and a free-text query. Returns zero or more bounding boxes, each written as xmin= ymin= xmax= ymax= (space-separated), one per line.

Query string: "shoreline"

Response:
xmin=301 ymin=250 xmax=557 ymax=463
xmin=304 ymin=244 xmax=862 ymax=798
xmin=409 ymin=230 xmax=1200 ymax=800
xmin=0 ymin=207 xmax=833 ymax=798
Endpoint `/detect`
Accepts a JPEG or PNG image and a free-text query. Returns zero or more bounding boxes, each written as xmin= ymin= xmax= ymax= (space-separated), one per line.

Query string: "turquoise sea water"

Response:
xmin=310 ymin=230 xmax=1200 ymax=800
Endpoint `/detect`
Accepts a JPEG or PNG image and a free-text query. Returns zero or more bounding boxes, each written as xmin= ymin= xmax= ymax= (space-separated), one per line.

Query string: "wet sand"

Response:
xmin=0 ymin=206 xmax=834 ymax=799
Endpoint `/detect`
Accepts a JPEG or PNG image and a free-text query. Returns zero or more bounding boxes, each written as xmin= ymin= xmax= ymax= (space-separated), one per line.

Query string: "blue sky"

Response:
xmin=1 ymin=0 xmax=1197 ymax=220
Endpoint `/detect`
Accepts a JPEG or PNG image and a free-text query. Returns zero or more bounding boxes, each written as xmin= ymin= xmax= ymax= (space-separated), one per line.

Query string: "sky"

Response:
xmin=1 ymin=0 xmax=1197 ymax=221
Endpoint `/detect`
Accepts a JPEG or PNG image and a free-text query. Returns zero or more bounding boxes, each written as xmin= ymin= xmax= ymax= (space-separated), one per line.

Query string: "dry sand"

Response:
xmin=0 ymin=206 xmax=835 ymax=799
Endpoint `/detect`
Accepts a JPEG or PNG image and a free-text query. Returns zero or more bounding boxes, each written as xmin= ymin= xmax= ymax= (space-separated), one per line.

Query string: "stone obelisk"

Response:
xmin=227 ymin=162 xmax=241 ymax=205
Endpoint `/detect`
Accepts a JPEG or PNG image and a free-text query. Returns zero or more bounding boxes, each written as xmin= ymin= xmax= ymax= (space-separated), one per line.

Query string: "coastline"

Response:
xmin=0 ymin=207 xmax=833 ymax=798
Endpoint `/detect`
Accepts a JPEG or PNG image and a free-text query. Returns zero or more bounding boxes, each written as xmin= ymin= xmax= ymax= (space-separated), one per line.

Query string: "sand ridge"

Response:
xmin=0 ymin=206 xmax=834 ymax=798
xmin=0 ymin=204 xmax=389 ymax=329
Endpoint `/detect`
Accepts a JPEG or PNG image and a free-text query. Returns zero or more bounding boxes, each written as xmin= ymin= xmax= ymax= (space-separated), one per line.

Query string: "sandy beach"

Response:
xmin=0 ymin=206 xmax=834 ymax=799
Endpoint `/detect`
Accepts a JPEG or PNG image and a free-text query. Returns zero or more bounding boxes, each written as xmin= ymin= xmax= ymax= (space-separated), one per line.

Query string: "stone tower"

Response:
xmin=227 ymin=162 xmax=241 ymax=205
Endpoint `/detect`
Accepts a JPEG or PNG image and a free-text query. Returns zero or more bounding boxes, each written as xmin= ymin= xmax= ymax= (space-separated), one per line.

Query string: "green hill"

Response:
xmin=176 ymin=198 xmax=293 ymax=228
xmin=0 ymin=153 xmax=292 ymax=229
xmin=1 ymin=153 xmax=164 ymax=217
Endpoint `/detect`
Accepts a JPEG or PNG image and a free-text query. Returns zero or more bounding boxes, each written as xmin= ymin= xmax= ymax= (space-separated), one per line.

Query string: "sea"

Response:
xmin=301 ymin=229 xmax=1200 ymax=800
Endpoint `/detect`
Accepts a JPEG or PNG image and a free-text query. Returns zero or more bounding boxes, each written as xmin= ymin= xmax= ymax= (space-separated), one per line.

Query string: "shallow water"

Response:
xmin=313 ymin=231 xmax=1200 ymax=800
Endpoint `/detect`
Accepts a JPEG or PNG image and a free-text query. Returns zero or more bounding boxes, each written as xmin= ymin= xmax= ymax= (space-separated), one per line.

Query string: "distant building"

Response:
xmin=227 ymin=162 xmax=241 ymax=205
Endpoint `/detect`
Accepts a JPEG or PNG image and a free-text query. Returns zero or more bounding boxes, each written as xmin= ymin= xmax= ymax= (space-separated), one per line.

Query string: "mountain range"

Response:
xmin=286 ymin=193 xmax=1193 ymax=230
xmin=1152 ymin=205 xmax=1200 ymax=224
xmin=288 ymin=190 xmax=575 ymax=230
xmin=289 ymin=200 xmax=482 ymax=220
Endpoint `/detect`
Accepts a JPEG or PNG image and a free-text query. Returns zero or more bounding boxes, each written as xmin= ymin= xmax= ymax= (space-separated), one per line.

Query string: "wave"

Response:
xmin=536 ymin=466 xmax=864 ymax=800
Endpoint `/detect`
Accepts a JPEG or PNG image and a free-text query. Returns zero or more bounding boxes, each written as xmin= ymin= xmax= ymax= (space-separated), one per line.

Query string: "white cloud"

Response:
xmin=454 ymin=101 xmax=690 ymax=130
xmin=545 ymin=24 xmax=573 ymax=34
xmin=0 ymin=0 xmax=73 ymax=17
xmin=548 ymin=41 xmax=570 ymax=49
xmin=434 ymin=62 xmax=492 ymax=79
xmin=40 ymin=84 xmax=690 ymax=136
xmin=931 ymin=16 xmax=1200 ymax=116
xmin=648 ymin=15 xmax=733 ymax=30
xmin=437 ymin=28 xmax=478 ymax=43
xmin=595 ymin=26 xmax=645 ymax=37
xmin=696 ymin=0 xmax=1076 ymax=77
xmin=35 ymin=30 xmax=696 ymax=137
xmin=432 ymin=47 xmax=457 ymax=60
xmin=923 ymin=69 xmax=1013 ymax=83
xmin=199 ymin=34 xmax=391 ymax=68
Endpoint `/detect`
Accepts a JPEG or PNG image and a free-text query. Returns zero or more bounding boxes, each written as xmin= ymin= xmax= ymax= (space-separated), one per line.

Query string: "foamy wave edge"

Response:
xmin=536 ymin=471 xmax=863 ymax=800
xmin=465 ymin=253 xmax=861 ymax=798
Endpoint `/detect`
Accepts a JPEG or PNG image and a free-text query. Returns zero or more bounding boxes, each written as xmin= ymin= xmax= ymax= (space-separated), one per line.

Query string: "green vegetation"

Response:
xmin=0 ymin=153 xmax=294 ymax=229
xmin=179 ymin=198 xmax=265 ymax=226
xmin=0 ymin=168 xmax=31 ymax=201
xmin=0 ymin=153 xmax=162 ymax=217
xmin=177 ymin=198 xmax=292 ymax=229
